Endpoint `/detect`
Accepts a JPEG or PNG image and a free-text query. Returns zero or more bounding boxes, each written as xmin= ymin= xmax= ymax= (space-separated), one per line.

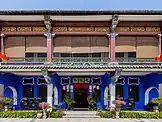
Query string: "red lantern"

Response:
xmin=155 ymin=55 xmax=161 ymax=61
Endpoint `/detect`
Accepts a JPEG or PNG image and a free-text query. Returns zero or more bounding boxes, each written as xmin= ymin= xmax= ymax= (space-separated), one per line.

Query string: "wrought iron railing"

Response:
xmin=2 ymin=57 xmax=156 ymax=63
xmin=116 ymin=58 xmax=155 ymax=62
xmin=52 ymin=57 xmax=110 ymax=63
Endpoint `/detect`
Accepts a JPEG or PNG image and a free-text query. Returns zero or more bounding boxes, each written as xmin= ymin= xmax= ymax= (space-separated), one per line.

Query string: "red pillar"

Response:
xmin=46 ymin=33 xmax=53 ymax=62
xmin=110 ymin=32 xmax=116 ymax=62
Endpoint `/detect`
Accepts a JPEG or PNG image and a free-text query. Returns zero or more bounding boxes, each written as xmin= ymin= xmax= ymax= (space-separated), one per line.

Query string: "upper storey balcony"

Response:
xmin=1 ymin=52 xmax=155 ymax=64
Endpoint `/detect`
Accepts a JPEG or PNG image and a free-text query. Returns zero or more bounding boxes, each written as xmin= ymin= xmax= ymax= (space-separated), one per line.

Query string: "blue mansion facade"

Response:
xmin=0 ymin=10 xmax=162 ymax=110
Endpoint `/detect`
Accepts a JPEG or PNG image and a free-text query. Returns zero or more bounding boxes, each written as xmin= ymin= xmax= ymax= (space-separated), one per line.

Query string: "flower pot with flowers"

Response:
xmin=112 ymin=100 xmax=126 ymax=118
xmin=39 ymin=102 xmax=50 ymax=119
xmin=2 ymin=97 xmax=12 ymax=111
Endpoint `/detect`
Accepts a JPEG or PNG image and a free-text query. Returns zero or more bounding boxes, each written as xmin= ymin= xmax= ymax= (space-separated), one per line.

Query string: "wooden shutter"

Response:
xmin=136 ymin=36 xmax=158 ymax=58
xmin=26 ymin=36 xmax=46 ymax=52
xmin=90 ymin=36 xmax=109 ymax=53
xmin=71 ymin=36 xmax=90 ymax=53
xmin=53 ymin=36 xmax=71 ymax=53
xmin=116 ymin=36 xmax=136 ymax=52
xmin=4 ymin=36 xmax=25 ymax=57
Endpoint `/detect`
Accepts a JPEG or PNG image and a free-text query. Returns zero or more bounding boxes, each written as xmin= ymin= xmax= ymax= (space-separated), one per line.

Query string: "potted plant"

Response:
xmin=152 ymin=98 xmax=162 ymax=112
xmin=39 ymin=102 xmax=50 ymax=119
xmin=2 ymin=97 xmax=12 ymax=111
xmin=112 ymin=100 xmax=126 ymax=118
xmin=37 ymin=110 xmax=43 ymax=119
xmin=87 ymin=96 xmax=96 ymax=110
xmin=64 ymin=94 xmax=75 ymax=110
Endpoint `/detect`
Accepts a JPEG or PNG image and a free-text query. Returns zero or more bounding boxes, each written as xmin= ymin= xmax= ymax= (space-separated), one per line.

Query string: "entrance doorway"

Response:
xmin=74 ymin=84 xmax=89 ymax=108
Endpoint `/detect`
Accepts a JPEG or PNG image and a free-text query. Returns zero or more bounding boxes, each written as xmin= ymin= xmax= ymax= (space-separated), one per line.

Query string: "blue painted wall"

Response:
xmin=1 ymin=72 xmax=162 ymax=110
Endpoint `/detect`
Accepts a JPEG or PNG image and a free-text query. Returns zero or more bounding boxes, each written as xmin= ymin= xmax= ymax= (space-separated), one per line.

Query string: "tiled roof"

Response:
xmin=0 ymin=10 xmax=162 ymax=15
xmin=0 ymin=62 xmax=161 ymax=69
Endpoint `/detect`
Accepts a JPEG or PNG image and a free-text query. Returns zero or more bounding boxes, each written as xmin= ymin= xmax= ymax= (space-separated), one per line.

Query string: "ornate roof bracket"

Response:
xmin=111 ymin=68 xmax=122 ymax=84
xmin=111 ymin=15 xmax=119 ymax=32
xmin=44 ymin=15 xmax=52 ymax=33
xmin=41 ymin=69 xmax=51 ymax=84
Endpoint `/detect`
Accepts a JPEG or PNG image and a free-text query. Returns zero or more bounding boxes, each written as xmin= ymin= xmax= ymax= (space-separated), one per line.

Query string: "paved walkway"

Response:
xmin=0 ymin=118 xmax=162 ymax=122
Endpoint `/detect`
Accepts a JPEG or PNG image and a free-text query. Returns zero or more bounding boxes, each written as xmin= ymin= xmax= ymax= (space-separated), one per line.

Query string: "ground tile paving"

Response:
xmin=0 ymin=118 xmax=162 ymax=122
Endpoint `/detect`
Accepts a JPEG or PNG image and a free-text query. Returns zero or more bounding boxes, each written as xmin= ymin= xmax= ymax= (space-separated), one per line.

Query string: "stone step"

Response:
xmin=63 ymin=111 xmax=99 ymax=118
xmin=63 ymin=114 xmax=100 ymax=118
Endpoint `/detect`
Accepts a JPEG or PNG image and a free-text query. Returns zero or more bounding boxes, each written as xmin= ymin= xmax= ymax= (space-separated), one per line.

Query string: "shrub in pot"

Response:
xmin=39 ymin=102 xmax=50 ymax=119
xmin=152 ymin=98 xmax=162 ymax=112
xmin=87 ymin=96 xmax=96 ymax=110
xmin=2 ymin=97 xmax=12 ymax=111
xmin=64 ymin=94 xmax=75 ymax=110
xmin=112 ymin=100 xmax=126 ymax=118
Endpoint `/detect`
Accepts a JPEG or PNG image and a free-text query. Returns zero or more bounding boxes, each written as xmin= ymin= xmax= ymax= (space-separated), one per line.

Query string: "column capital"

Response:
xmin=0 ymin=33 xmax=5 ymax=37
xmin=106 ymin=33 xmax=118 ymax=38
xmin=44 ymin=33 xmax=56 ymax=38
xmin=158 ymin=34 xmax=162 ymax=37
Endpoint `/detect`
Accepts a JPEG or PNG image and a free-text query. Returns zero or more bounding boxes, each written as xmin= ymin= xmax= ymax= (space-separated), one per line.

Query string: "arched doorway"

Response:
xmin=4 ymin=86 xmax=17 ymax=106
xmin=145 ymin=87 xmax=159 ymax=105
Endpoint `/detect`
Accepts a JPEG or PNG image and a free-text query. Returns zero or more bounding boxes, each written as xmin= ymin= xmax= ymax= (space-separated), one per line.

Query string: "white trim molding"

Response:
xmin=53 ymin=86 xmax=58 ymax=105
xmin=145 ymin=87 xmax=159 ymax=105
xmin=4 ymin=86 xmax=17 ymax=105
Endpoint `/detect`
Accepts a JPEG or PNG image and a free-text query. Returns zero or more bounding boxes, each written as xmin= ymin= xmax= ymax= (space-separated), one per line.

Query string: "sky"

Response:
xmin=0 ymin=0 xmax=162 ymax=10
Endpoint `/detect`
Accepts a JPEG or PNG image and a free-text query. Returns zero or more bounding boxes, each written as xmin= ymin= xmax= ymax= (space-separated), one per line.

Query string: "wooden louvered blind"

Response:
xmin=4 ymin=36 xmax=25 ymax=57
xmin=26 ymin=36 xmax=46 ymax=52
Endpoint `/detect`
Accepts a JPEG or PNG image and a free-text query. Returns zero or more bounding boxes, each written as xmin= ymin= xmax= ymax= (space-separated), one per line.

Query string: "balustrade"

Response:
xmin=1 ymin=57 xmax=156 ymax=63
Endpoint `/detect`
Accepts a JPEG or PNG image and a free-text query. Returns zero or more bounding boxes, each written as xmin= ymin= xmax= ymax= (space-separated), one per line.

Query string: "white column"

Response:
xmin=0 ymin=34 xmax=5 ymax=53
xmin=0 ymin=84 xmax=4 ymax=97
xmin=159 ymin=84 xmax=162 ymax=98
xmin=47 ymin=84 xmax=53 ymax=107
xmin=158 ymin=34 xmax=162 ymax=55
xmin=89 ymin=85 xmax=92 ymax=97
xmin=109 ymin=83 xmax=116 ymax=108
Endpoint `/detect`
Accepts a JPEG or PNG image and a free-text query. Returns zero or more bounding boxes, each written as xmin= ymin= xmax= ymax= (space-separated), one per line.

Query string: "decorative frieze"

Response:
xmin=33 ymin=27 xmax=46 ymax=31
xmin=146 ymin=27 xmax=160 ymax=32
xmin=2 ymin=27 xmax=16 ymax=31
xmin=130 ymin=27 xmax=145 ymax=32
xmin=95 ymin=27 xmax=109 ymax=32
xmin=1 ymin=26 xmax=161 ymax=32
xmin=17 ymin=27 xmax=31 ymax=32
xmin=53 ymin=27 xmax=68 ymax=32
xmin=116 ymin=27 xmax=130 ymax=32
xmin=68 ymin=27 xmax=94 ymax=32
xmin=2 ymin=27 xmax=46 ymax=32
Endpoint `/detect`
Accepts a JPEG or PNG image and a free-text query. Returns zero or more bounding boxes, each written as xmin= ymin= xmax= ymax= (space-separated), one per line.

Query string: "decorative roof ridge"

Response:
xmin=0 ymin=10 xmax=162 ymax=15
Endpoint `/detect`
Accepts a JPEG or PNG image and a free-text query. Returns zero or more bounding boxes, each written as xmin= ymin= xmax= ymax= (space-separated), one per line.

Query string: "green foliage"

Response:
xmin=0 ymin=110 xmax=65 ymax=118
xmin=2 ymin=98 xmax=12 ymax=105
xmin=0 ymin=111 xmax=37 ymax=118
xmin=98 ymin=111 xmax=162 ymax=119
xmin=87 ymin=96 xmax=96 ymax=110
xmin=98 ymin=111 xmax=113 ymax=118
xmin=50 ymin=110 xmax=65 ymax=118
xmin=97 ymin=106 xmax=102 ymax=112
xmin=64 ymin=94 xmax=75 ymax=110
xmin=120 ymin=112 xmax=160 ymax=119
xmin=105 ymin=107 xmax=110 ymax=111
xmin=152 ymin=98 xmax=162 ymax=104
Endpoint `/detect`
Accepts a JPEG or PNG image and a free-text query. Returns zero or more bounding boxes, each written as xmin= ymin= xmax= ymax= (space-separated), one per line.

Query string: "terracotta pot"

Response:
xmin=153 ymin=106 xmax=159 ymax=112
xmin=116 ymin=111 xmax=120 ymax=119
xmin=4 ymin=105 xmax=8 ymax=111
xmin=42 ymin=109 xmax=47 ymax=119
xmin=37 ymin=113 xmax=43 ymax=119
